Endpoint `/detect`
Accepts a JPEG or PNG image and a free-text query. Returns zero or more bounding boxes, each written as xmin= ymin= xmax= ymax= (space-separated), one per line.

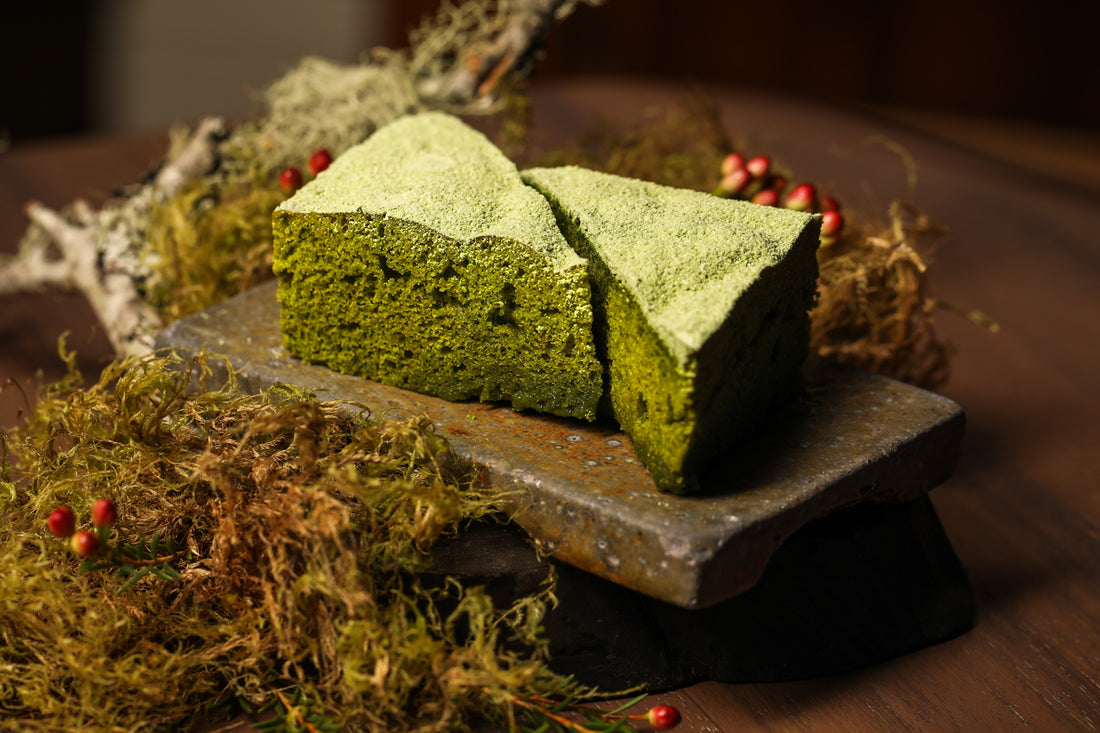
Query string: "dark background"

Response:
xmin=3 ymin=0 xmax=1098 ymax=142
xmin=389 ymin=0 xmax=1100 ymax=130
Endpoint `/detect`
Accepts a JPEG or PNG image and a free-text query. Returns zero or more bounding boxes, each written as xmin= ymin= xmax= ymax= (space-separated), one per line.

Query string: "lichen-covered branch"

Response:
xmin=2 ymin=118 xmax=225 ymax=357
xmin=417 ymin=0 xmax=606 ymax=106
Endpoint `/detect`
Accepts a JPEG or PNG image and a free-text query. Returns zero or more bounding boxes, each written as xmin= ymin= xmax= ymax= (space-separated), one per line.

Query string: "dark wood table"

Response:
xmin=3 ymin=78 xmax=1098 ymax=731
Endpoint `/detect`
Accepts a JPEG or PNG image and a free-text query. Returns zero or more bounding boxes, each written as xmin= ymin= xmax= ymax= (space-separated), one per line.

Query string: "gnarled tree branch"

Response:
xmin=418 ymin=0 xmax=606 ymax=105
xmin=2 ymin=117 xmax=225 ymax=357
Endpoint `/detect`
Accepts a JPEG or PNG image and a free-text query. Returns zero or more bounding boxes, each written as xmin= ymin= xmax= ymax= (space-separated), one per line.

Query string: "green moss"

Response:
xmin=522 ymin=166 xmax=820 ymax=493
xmin=274 ymin=113 xmax=602 ymax=419
xmin=146 ymin=168 xmax=282 ymax=323
xmin=0 ymin=350 xmax=592 ymax=731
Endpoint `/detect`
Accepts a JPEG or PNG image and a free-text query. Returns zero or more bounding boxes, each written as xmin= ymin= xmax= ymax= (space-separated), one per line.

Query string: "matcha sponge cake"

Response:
xmin=522 ymin=166 xmax=820 ymax=493
xmin=273 ymin=113 xmax=602 ymax=419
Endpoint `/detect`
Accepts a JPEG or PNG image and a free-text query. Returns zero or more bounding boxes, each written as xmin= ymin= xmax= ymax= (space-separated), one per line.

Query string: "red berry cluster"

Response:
xmin=47 ymin=498 xmax=117 ymax=558
xmin=714 ymin=151 xmax=845 ymax=245
xmin=280 ymin=147 xmax=334 ymax=195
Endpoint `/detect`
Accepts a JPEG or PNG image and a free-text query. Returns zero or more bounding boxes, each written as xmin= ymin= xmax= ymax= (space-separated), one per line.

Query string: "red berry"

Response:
xmin=280 ymin=166 xmax=303 ymax=194
xmin=745 ymin=154 xmax=770 ymax=179
xmin=751 ymin=188 xmax=779 ymax=206
xmin=91 ymin=498 xmax=117 ymax=528
xmin=768 ymin=174 xmax=787 ymax=192
xmin=785 ymin=182 xmax=817 ymax=211
xmin=308 ymin=148 xmax=333 ymax=176
xmin=720 ymin=152 xmax=745 ymax=177
xmin=70 ymin=530 xmax=100 ymax=558
xmin=821 ymin=209 xmax=845 ymax=237
xmin=48 ymin=505 xmax=76 ymax=538
xmin=820 ymin=195 xmax=841 ymax=212
xmin=647 ymin=704 xmax=681 ymax=730
xmin=716 ymin=167 xmax=752 ymax=196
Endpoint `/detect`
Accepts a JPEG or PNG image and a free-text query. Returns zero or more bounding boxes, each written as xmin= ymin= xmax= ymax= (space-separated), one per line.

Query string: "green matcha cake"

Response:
xmin=273 ymin=113 xmax=602 ymax=419
xmin=522 ymin=166 xmax=820 ymax=493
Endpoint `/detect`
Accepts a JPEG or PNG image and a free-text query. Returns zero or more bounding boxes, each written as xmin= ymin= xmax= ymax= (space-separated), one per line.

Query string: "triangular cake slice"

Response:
xmin=522 ymin=166 xmax=820 ymax=492
xmin=273 ymin=113 xmax=602 ymax=419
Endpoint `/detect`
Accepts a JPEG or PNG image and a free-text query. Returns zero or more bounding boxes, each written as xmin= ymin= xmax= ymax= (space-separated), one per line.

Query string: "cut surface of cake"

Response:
xmin=273 ymin=113 xmax=602 ymax=419
xmin=522 ymin=166 xmax=820 ymax=493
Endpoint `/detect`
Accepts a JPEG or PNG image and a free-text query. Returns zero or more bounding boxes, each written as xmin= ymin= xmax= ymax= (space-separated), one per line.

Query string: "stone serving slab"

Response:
xmin=155 ymin=280 xmax=965 ymax=609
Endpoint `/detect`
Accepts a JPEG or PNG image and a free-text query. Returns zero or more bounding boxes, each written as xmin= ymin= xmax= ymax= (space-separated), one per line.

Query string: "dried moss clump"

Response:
xmin=0 ymin=349 xmax=586 ymax=732
xmin=811 ymin=202 xmax=956 ymax=388
xmin=145 ymin=168 xmax=284 ymax=323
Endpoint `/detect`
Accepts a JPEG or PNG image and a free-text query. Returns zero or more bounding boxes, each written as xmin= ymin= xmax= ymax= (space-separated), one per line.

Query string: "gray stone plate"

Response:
xmin=155 ymin=280 xmax=965 ymax=609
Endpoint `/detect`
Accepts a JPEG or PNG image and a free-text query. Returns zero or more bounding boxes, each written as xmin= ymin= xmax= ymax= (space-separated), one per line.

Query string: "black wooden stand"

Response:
xmin=430 ymin=495 xmax=972 ymax=690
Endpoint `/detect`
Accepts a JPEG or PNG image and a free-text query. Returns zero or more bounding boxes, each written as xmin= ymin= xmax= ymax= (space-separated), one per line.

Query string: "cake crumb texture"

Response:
xmin=273 ymin=114 xmax=603 ymax=419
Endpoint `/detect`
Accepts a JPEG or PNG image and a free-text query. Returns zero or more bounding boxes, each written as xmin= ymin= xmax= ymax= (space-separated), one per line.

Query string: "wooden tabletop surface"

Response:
xmin=2 ymin=78 xmax=1098 ymax=731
